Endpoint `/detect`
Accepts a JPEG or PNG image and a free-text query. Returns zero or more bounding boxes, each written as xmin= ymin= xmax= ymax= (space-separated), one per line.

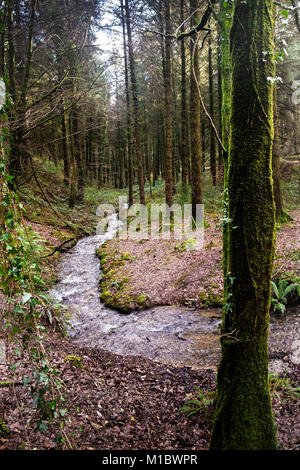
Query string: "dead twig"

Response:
xmin=42 ymin=238 xmax=76 ymax=258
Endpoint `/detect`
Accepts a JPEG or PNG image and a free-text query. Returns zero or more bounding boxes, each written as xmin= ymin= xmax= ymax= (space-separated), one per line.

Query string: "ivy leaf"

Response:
xmin=39 ymin=422 xmax=48 ymax=432
xmin=280 ymin=9 xmax=289 ymax=19
xmin=23 ymin=376 xmax=32 ymax=386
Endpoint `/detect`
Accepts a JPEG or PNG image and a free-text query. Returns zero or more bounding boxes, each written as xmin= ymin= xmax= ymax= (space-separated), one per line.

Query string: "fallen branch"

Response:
xmin=42 ymin=238 xmax=76 ymax=258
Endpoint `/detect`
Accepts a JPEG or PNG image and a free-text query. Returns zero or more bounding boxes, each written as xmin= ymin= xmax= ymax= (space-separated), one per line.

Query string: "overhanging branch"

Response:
xmin=147 ymin=0 xmax=216 ymax=41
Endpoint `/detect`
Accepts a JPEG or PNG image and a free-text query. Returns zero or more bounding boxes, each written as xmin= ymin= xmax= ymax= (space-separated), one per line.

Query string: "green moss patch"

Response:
xmin=198 ymin=291 xmax=223 ymax=308
xmin=96 ymin=243 xmax=149 ymax=313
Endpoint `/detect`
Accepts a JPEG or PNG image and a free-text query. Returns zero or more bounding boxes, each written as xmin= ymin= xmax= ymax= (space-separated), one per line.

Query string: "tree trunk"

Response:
xmin=164 ymin=0 xmax=173 ymax=208
xmin=272 ymin=69 xmax=291 ymax=222
xmin=219 ymin=0 xmax=234 ymax=278
xmin=217 ymin=41 xmax=223 ymax=178
xmin=180 ymin=0 xmax=189 ymax=191
xmin=208 ymin=28 xmax=217 ymax=186
xmin=61 ymin=98 xmax=70 ymax=186
xmin=7 ymin=0 xmax=37 ymax=179
xmin=210 ymin=0 xmax=277 ymax=450
xmin=190 ymin=0 xmax=202 ymax=219
xmin=121 ymin=0 xmax=133 ymax=205
xmin=124 ymin=0 xmax=145 ymax=205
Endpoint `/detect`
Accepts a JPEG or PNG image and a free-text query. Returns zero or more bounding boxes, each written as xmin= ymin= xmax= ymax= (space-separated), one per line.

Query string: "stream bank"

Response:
xmin=48 ymin=212 xmax=300 ymax=374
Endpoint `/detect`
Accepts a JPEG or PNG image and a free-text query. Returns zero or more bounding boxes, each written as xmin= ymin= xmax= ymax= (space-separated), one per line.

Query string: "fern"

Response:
xmin=179 ymin=387 xmax=215 ymax=417
xmin=271 ymin=279 xmax=300 ymax=314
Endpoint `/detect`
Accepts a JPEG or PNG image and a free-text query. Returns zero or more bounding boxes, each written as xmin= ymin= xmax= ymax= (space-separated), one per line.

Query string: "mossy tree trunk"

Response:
xmin=210 ymin=0 xmax=277 ymax=450
xmin=208 ymin=26 xmax=217 ymax=186
xmin=219 ymin=0 xmax=234 ymax=280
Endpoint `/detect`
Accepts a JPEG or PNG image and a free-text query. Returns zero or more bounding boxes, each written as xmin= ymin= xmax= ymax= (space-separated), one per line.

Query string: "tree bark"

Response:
xmin=8 ymin=0 xmax=37 ymax=178
xmin=124 ymin=0 xmax=145 ymax=205
xmin=210 ymin=0 xmax=277 ymax=450
xmin=190 ymin=0 xmax=202 ymax=219
xmin=121 ymin=0 xmax=134 ymax=206
xmin=208 ymin=28 xmax=217 ymax=186
xmin=164 ymin=0 xmax=173 ymax=208
xmin=272 ymin=84 xmax=291 ymax=223
xmin=180 ymin=0 xmax=189 ymax=191
xmin=219 ymin=0 xmax=234 ymax=279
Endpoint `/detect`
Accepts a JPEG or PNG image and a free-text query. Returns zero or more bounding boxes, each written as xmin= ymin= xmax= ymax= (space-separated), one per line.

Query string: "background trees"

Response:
xmin=2 ymin=0 xmax=298 ymax=212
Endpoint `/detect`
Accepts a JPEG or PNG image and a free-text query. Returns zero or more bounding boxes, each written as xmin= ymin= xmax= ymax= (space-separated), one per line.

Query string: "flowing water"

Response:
xmin=49 ymin=213 xmax=300 ymax=372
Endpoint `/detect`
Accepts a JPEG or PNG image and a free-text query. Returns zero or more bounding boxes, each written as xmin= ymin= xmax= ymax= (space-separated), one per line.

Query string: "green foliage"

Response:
xmin=84 ymin=185 xmax=129 ymax=209
xmin=269 ymin=373 xmax=300 ymax=402
xmin=281 ymin=179 xmax=300 ymax=212
xmin=0 ymin=117 xmax=70 ymax=448
xmin=64 ymin=355 xmax=84 ymax=370
xmin=199 ymin=290 xmax=223 ymax=308
xmin=0 ymin=417 xmax=9 ymax=435
xmin=0 ymin=381 xmax=11 ymax=387
xmin=120 ymin=252 xmax=136 ymax=261
xmin=174 ymin=239 xmax=197 ymax=252
xmin=135 ymin=293 xmax=147 ymax=305
xmin=271 ymin=278 xmax=300 ymax=314
xmin=179 ymin=387 xmax=215 ymax=418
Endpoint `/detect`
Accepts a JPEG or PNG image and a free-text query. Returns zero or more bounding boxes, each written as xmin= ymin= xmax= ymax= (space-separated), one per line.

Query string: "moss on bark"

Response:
xmin=210 ymin=0 xmax=277 ymax=450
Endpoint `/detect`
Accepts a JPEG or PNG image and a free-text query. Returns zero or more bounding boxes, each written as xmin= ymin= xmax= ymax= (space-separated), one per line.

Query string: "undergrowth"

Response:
xmin=0 ymin=112 xmax=72 ymax=448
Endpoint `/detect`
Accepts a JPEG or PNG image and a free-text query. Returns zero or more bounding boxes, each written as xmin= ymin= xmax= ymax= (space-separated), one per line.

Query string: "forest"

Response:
xmin=0 ymin=0 xmax=299 ymax=454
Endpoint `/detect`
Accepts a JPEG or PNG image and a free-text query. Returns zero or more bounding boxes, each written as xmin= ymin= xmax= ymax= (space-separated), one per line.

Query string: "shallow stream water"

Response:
xmin=49 ymin=213 xmax=300 ymax=372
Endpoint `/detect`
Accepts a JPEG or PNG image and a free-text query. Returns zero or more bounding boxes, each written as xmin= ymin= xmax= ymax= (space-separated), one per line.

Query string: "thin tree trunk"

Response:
xmin=180 ymin=0 xmax=189 ymax=191
xmin=164 ymin=0 xmax=173 ymax=208
xmin=217 ymin=41 xmax=223 ymax=178
xmin=218 ymin=0 xmax=234 ymax=279
xmin=124 ymin=0 xmax=145 ymax=205
xmin=272 ymin=83 xmax=291 ymax=222
xmin=208 ymin=27 xmax=217 ymax=186
xmin=190 ymin=0 xmax=202 ymax=219
xmin=121 ymin=0 xmax=133 ymax=205
xmin=0 ymin=1 xmax=5 ymax=77
xmin=71 ymin=101 xmax=84 ymax=205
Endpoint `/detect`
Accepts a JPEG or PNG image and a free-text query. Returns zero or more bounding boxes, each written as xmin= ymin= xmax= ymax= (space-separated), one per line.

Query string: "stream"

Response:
xmin=49 ymin=213 xmax=300 ymax=373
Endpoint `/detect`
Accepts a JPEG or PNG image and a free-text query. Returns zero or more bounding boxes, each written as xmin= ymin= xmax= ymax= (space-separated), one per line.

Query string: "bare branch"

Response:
xmin=191 ymin=31 xmax=226 ymax=154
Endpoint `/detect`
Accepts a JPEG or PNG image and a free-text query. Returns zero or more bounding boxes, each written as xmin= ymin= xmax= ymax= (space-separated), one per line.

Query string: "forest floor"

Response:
xmin=0 ymin=334 xmax=299 ymax=450
xmin=0 ymin=158 xmax=299 ymax=451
